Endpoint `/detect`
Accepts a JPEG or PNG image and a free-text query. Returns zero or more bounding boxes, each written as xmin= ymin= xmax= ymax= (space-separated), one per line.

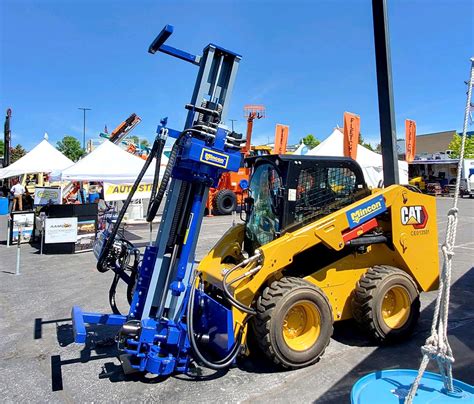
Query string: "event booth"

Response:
xmin=1 ymin=138 xmax=167 ymax=253
xmin=0 ymin=137 xmax=74 ymax=246
xmin=52 ymin=140 xmax=168 ymax=221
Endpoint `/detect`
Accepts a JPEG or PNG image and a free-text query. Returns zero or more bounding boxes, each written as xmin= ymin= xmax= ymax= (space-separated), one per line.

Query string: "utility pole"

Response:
xmin=229 ymin=119 xmax=237 ymax=132
xmin=78 ymin=107 xmax=91 ymax=150
xmin=372 ymin=0 xmax=399 ymax=185
xmin=3 ymin=108 xmax=12 ymax=168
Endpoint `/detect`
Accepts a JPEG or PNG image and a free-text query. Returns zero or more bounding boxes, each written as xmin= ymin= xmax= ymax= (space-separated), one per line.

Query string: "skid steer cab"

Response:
xmin=198 ymin=154 xmax=439 ymax=369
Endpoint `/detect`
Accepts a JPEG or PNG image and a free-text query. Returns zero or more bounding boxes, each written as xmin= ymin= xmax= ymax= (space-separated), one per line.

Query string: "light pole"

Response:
xmin=78 ymin=107 xmax=91 ymax=150
xmin=229 ymin=119 xmax=237 ymax=132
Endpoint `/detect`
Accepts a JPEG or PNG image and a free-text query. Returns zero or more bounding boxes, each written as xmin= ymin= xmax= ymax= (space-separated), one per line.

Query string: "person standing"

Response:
xmin=11 ymin=179 xmax=25 ymax=211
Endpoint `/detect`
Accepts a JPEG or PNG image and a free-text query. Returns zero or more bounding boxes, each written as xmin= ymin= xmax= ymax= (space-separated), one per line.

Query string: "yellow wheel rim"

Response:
xmin=282 ymin=301 xmax=321 ymax=351
xmin=381 ymin=286 xmax=411 ymax=329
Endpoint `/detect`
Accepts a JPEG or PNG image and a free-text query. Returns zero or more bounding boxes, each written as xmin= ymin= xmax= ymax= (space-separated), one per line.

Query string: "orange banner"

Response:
xmin=343 ymin=112 xmax=360 ymax=159
xmin=273 ymin=124 xmax=289 ymax=154
xmin=405 ymin=119 xmax=416 ymax=163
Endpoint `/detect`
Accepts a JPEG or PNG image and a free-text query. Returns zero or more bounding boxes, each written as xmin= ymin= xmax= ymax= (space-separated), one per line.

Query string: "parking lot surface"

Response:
xmin=1 ymin=198 xmax=473 ymax=403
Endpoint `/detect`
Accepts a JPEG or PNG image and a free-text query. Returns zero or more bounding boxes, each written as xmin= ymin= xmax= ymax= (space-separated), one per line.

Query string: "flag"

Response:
xmin=104 ymin=124 xmax=108 ymax=134
xmin=343 ymin=112 xmax=360 ymax=159
xmin=405 ymin=119 xmax=416 ymax=163
xmin=274 ymin=124 xmax=289 ymax=154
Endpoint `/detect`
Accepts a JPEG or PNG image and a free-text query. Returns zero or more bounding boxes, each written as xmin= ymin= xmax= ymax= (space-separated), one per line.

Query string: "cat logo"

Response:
xmin=400 ymin=205 xmax=428 ymax=229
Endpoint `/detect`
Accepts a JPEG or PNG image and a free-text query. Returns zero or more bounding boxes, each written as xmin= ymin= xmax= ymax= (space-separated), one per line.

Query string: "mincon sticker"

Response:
xmin=346 ymin=195 xmax=386 ymax=229
xmin=400 ymin=205 xmax=428 ymax=229
xmin=200 ymin=148 xmax=229 ymax=168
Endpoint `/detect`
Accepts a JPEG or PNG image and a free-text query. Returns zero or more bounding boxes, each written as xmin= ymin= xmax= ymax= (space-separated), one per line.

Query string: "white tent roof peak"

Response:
xmin=56 ymin=140 xmax=168 ymax=183
xmin=0 ymin=138 xmax=74 ymax=179
xmin=307 ymin=128 xmax=408 ymax=187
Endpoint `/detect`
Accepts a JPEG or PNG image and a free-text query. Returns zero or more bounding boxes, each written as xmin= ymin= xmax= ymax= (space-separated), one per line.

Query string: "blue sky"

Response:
xmin=1 ymin=0 xmax=473 ymax=151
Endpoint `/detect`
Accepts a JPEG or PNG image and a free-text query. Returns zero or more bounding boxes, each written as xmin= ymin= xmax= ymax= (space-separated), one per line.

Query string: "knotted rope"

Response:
xmin=405 ymin=57 xmax=474 ymax=403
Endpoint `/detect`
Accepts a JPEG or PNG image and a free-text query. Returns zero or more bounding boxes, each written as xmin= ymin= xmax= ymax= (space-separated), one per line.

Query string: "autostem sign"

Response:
xmin=103 ymin=182 xmax=153 ymax=201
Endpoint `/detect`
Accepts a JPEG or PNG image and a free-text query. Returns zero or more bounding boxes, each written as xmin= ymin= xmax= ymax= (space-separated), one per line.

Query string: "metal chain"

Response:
xmin=405 ymin=57 xmax=474 ymax=403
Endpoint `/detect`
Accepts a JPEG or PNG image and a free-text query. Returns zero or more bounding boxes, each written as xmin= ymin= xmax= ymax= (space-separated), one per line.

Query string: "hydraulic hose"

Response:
xmin=186 ymin=271 xmax=244 ymax=369
xmin=148 ymin=139 xmax=165 ymax=213
xmin=109 ymin=243 xmax=140 ymax=315
xmin=222 ymin=261 xmax=261 ymax=316
xmin=146 ymin=133 xmax=184 ymax=222
xmin=97 ymin=135 xmax=165 ymax=272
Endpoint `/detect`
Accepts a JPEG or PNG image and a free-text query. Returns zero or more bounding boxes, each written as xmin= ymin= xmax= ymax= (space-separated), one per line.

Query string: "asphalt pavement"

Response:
xmin=0 ymin=198 xmax=473 ymax=403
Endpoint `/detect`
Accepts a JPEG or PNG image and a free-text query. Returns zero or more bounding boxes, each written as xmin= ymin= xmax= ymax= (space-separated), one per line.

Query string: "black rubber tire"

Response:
xmin=352 ymin=265 xmax=420 ymax=343
xmin=214 ymin=189 xmax=237 ymax=215
xmin=253 ymin=277 xmax=333 ymax=369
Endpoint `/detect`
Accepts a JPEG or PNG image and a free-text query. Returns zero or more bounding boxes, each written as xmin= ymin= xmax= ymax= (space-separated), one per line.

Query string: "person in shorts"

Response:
xmin=10 ymin=179 xmax=25 ymax=211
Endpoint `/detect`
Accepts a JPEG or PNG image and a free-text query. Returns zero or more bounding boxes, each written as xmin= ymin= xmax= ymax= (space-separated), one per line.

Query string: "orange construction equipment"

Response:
xmin=206 ymin=105 xmax=265 ymax=215
xmin=109 ymin=113 xmax=142 ymax=144
xmin=207 ymin=107 xmax=290 ymax=216
xmin=242 ymin=105 xmax=266 ymax=155
xmin=125 ymin=142 xmax=148 ymax=160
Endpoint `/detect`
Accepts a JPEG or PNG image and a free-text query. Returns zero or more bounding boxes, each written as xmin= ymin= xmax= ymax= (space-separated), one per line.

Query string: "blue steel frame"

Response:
xmin=71 ymin=24 xmax=242 ymax=377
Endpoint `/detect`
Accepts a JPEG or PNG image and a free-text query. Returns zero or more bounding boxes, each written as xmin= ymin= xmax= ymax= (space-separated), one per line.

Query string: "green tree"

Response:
xmin=375 ymin=143 xmax=382 ymax=153
xmin=363 ymin=142 xmax=375 ymax=151
xmin=447 ymin=134 xmax=474 ymax=158
xmin=140 ymin=139 xmax=150 ymax=149
xmin=0 ymin=139 xmax=4 ymax=157
xmin=358 ymin=133 xmax=374 ymax=151
xmin=57 ymin=136 xmax=85 ymax=162
xmin=302 ymin=134 xmax=320 ymax=149
xmin=10 ymin=144 xmax=27 ymax=162
xmin=129 ymin=135 xmax=139 ymax=145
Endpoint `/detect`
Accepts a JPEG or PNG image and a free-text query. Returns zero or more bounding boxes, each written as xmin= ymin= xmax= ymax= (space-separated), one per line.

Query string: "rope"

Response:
xmin=405 ymin=57 xmax=474 ymax=403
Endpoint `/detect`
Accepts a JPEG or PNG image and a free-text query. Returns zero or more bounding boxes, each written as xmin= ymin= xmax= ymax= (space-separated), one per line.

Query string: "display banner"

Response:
xmin=45 ymin=217 xmax=78 ymax=243
xmin=343 ymin=112 xmax=360 ymax=160
xmin=274 ymin=124 xmax=289 ymax=154
xmin=10 ymin=212 xmax=35 ymax=244
xmin=34 ymin=187 xmax=62 ymax=206
xmin=103 ymin=182 xmax=153 ymax=201
xmin=75 ymin=219 xmax=96 ymax=252
xmin=405 ymin=119 xmax=417 ymax=163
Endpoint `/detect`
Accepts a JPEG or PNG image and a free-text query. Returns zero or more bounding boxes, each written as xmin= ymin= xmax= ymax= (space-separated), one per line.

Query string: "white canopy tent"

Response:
xmin=292 ymin=142 xmax=310 ymax=156
xmin=0 ymin=138 xmax=74 ymax=179
xmin=307 ymin=128 xmax=408 ymax=188
xmin=52 ymin=140 xmax=168 ymax=183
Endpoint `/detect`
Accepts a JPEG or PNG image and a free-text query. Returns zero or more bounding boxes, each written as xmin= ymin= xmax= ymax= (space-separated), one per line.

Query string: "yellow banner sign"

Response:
xmin=104 ymin=182 xmax=153 ymax=201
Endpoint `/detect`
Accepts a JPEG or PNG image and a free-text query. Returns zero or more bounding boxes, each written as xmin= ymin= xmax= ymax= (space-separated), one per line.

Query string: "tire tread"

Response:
xmin=254 ymin=277 xmax=333 ymax=368
xmin=352 ymin=265 xmax=420 ymax=342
